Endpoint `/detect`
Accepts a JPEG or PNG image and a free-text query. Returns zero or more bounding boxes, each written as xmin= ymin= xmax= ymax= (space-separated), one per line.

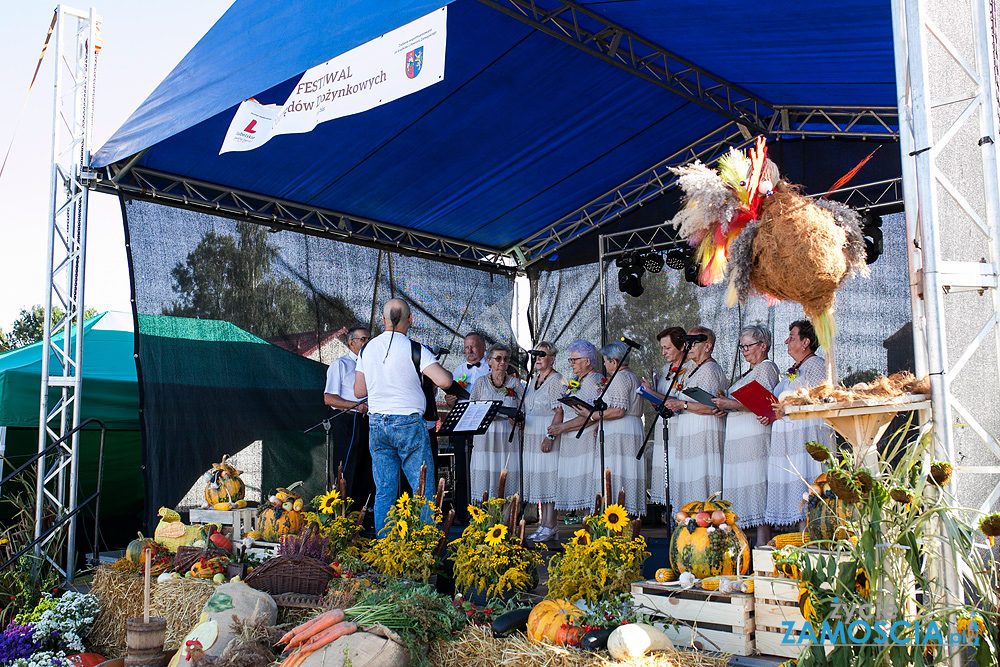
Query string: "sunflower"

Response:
xmin=855 ymin=566 xmax=871 ymax=600
xmin=395 ymin=492 xmax=412 ymax=514
xmin=317 ymin=489 xmax=340 ymax=514
xmin=928 ymin=461 xmax=953 ymax=486
xmin=805 ymin=441 xmax=830 ymax=462
xmin=957 ymin=614 xmax=984 ymax=639
xmin=602 ymin=504 xmax=628 ymax=532
xmin=980 ymin=513 xmax=1000 ymax=546
xmin=395 ymin=519 xmax=409 ymax=539
xmin=485 ymin=524 xmax=508 ymax=546
xmin=571 ymin=529 xmax=591 ymax=546
xmin=468 ymin=506 xmax=486 ymax=524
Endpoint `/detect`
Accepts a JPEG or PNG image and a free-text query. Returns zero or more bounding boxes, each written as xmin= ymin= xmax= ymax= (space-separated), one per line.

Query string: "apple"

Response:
xmin=711 ymin=509 xmax=726 ymax=526
xmin=695 ymin=512 xmax=712 ymax=528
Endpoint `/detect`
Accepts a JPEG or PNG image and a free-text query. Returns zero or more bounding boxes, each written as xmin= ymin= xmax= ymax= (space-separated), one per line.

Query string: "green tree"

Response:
xmin=0 ymin=305 xmax=100 ymax=352
xmin=606 ymin=271 xmax=701 ymax=381
xmin=164 ymin=222 xmax=357 ymax=338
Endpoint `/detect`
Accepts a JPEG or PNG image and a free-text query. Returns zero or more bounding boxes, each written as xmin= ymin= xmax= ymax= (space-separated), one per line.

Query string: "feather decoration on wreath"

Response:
xmin=665 ymin=136 xmax=871 ymax=351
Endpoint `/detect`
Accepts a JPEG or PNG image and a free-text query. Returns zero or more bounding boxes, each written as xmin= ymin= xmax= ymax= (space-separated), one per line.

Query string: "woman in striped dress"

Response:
xmin=548 ymin=340 xmax=602 ymax=519
xmin=662 ymin=326 xmax=727 ymax=513
xmin=712 ymin=324 xmax=779 ymax=543
xmin=522 ymin=341 xmax=566 ymax=542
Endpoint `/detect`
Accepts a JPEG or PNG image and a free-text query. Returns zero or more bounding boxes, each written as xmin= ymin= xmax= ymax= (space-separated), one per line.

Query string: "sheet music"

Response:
xmin=454 ymin=400 xmax=494 ymax=432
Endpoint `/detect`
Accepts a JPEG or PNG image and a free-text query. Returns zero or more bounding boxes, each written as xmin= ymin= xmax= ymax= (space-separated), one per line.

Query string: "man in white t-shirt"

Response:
xmin=354 ymin=299 xmax=460 ymax=536
xmin=443 ymin=332 xmax=489 ymax=523
xmin=322 ymin=326 xmax=374 ymax=514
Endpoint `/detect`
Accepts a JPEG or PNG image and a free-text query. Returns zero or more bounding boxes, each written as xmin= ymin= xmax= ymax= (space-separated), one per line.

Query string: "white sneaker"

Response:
xmin=532 ymin=526 xmax=555 ymax=542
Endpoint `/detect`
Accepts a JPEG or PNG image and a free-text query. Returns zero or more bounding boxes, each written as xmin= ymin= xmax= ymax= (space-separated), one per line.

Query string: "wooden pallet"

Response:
xmin=631 ymin=580 xmax=755 ymax=656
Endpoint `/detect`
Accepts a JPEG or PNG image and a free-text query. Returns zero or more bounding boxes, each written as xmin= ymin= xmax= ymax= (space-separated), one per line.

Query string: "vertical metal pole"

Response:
xmin=598 ymin=235 xmax=607 ymax=348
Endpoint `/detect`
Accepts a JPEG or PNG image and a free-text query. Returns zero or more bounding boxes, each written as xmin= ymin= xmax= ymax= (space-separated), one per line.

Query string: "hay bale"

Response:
xmin=751 ymin=187 xmax=848 ymax=318
xmin=428 ymin=625 xmax=727 ymax=667
xmin=88 ymin=566 xmax=216 ymax=658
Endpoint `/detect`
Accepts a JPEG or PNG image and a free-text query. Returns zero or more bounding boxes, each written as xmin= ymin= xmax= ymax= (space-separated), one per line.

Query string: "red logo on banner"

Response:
xmin=244 ymin=120 xmax=257 ymax=134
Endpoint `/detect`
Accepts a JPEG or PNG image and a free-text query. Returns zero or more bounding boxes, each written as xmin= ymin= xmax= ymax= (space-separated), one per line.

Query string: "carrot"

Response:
xmin=286 ymin=609 xmax=346 ymax=649
xmin=280 ymin=649 xmax=313 ymax=667
xmin=280 ymin=608 xmax=344 ymax=646
xmin=299 ymin=620 xmax=357 ymax=652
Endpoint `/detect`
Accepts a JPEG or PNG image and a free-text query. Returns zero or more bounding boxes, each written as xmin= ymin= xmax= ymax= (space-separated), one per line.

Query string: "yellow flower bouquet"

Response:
xmin=449 ymin=498 xmax=542 ymax=599
xmin=546 ymin=504 xmax=649 ymax=605
xmin=305 ymin=488 xmax=365 ymax=562
xmin=363 ymin=492 xmax=444 ymax=582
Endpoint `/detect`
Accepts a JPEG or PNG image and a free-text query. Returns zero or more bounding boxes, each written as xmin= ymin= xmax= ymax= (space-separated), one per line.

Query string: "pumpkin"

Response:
xmin=669 ymin=497 xmax=750 ymax=579
xmin=555 ymin=624 xmax=586 ymax=647
xmin=257 ymin=502 xmax=304 ymax=542
xmin=527 ymin=599 xmax=583 ymax=643
xmin=126 ymin=533 xmax=158 ymax=563
xmin=204 ymin=455 xmax=246 ymax=509
xmin=190 ymin=557 xmax=226 ymax=578
xmin=65 ymin=654 xmax=106 ymax=667
xmin=805 ymin=473 xmax=856 ymax=542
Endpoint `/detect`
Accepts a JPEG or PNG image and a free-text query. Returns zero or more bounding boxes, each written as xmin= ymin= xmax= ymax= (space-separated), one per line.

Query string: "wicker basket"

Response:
xmin=244 ymin=523 xmax=335 ymax=596
xmin=174 ymin=546 xmax=221 ymax=574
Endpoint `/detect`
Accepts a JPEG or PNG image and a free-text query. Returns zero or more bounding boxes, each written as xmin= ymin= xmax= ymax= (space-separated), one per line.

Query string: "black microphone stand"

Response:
xmin=634 ymin=339 xmax=695 ymax=537
xmin=305 ymin=398 xmax=368 ymax=491
xmin=508 ymin=350 xmax=539 ymax=506
xmin=576 ymin=342 xmax=637 ymax=509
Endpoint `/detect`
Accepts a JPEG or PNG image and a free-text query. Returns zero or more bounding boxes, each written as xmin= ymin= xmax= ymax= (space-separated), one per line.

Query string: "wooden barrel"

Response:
xmin=123 ymin=651 xmax=165 ymax=667
xmin=96 ymin=650 xmax=175 ymax=667
xmin=125 ymin=616 xmax=167 ymax=660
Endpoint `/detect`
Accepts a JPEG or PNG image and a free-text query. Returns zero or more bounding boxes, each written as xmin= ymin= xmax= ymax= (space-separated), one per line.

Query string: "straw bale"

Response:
xmin=88 ymin=565 xmax=216 ymax=658
xmin=751 ymin=187 xmax=849 ymax=318
xmin=428 ymin=625 xmax=726 ymax=667
xmin=779 ymin=371 xmax=931 ymax=407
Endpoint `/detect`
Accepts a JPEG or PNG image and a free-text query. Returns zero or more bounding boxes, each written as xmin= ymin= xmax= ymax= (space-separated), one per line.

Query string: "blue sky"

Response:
xmin=0 ymin=1 xmax=231 ymax=330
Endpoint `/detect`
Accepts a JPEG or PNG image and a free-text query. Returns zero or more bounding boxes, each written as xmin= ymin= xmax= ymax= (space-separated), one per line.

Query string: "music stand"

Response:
xmin=438 ymin=400 xmax=504 ymax=436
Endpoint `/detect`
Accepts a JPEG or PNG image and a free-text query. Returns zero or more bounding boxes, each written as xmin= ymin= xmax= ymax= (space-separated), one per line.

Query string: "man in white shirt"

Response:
xmin=444 ymin=332 xmax=489 ymax=523
xmin=355 ymin=299 xmax=460 ymax=536
xmin=323 ymin=326 xmax=373 ymax=513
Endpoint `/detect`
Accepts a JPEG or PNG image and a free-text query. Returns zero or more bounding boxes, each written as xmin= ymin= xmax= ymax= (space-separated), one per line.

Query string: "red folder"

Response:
xmin=731 ymin=380 xmax=779 ymax=424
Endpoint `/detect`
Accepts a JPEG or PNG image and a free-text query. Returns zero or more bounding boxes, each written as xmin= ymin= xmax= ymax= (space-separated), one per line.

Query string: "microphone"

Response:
xmin=620 ymin=336 xmax=642 ymax=350
xmin=526 ymin=349 xmax=548 ymax=357
xmin=427 ymin=344 xmax=450 ymax=357
xmin=680 ymin=333 xmax=708 ymax=344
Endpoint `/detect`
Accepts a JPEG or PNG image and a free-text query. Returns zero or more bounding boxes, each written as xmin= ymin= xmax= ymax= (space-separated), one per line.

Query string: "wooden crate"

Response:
xmin=631 ymin=580 xmax=755 ymax=656
xmin=753 ymin=548 xmax=838 ymax=658
xmin=189 ymin=507 xmax=257 ymax=540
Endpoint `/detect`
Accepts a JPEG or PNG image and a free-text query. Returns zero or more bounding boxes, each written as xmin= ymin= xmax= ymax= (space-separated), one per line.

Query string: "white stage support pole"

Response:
xmin=36 ymin=5 xmax=100 ymax=583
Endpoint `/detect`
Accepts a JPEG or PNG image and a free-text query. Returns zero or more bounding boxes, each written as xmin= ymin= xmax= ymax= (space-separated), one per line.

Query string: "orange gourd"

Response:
xmin=527 ymin=600 xmax=583 ymax=643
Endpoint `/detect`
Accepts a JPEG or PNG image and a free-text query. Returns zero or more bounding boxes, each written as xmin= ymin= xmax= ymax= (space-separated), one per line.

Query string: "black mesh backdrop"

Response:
xmin=121 ymin=198 xmax=514 ymax=531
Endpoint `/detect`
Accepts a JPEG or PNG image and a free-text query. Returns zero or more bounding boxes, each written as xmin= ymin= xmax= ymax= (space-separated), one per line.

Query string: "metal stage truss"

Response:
xmin=95 ymin=114 xmax=900 ymax=276
xmin=36 ymin=4 xmax=101 ymax=583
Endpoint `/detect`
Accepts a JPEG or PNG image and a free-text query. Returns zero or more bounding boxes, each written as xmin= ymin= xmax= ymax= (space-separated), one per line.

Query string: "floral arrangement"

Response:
xmin=566 ymin=380 xmax=580 ymax=395
xmin=783 ymin=429 xmax=999 ymax=666
xmin=0 ymin=591 xmax=99 ymax=666
xmin=545 ymin=505 xmax=648 ymax=605
xmin=505 ymin=387 xmax=516 ymax=398
xmin=449 ymin=498 xmax=542 ymax=599
xmin=362 ymin=492 xmax=444 ymax=582
xmin=303 ymin=489 xmax=365 ymax=563
xmin=456 ymin=374 xmax=469 ymax=390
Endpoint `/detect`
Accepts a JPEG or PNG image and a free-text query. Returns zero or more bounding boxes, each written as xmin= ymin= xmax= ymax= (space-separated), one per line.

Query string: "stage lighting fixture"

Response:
xmin=664 ymin=247 xmax=688 ymax=270
xmin=642 ymin=252 xmax=664 ymax=273
xmin=860 ymin=210 xmax=884 ymax=265
xmin=684 ymin=262 xmax=701 ymax=285
xmin=616 ymin=250 xmax=645 ymax=297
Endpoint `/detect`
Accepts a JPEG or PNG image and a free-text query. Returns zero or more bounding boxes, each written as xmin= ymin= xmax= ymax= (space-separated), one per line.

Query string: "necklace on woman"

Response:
xmin=785 ymin=353 xmax=815 ymax=381
xmin=535 ymin=370 xmax=552 ymax=390
xmin=490 ymin=372 xmax=506 ymax=389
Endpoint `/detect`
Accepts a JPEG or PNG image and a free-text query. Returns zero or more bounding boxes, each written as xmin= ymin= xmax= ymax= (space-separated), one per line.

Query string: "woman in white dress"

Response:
xmin=577 ymin=341 xmax=645 ymax=516
xmin=469 ymin=343 xmax=523 ymax=501
xmin=522 ymin=342 xmax=566 ymax=542
xmin=640 ymin=326 xmax=689 ymax=516
xmin=712 ymin=324 xmax=780 ymax=543
xmin=764 ymin=319 xmax=835 ymax=528
xmin=663 ymin=326 xmax=727 ymax=513
xmin=547 ymin=340 xmax=602 ymax=519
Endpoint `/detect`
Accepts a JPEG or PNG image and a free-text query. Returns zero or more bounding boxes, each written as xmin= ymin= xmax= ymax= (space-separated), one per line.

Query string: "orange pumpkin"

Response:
xmin=669 ymin=497 xmax=750 ymax=579
xmin=126 ymin=533 xmax=159 ymax=563
xmin=555 ymin=624 xmax=586 ymax=647
xmin=527 ymin=600 xmax=584 ymax=643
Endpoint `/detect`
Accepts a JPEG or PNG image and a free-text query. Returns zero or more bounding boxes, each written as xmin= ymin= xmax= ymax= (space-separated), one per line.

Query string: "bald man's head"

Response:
xmin=383 ymin=299 xmax=412 ymax=333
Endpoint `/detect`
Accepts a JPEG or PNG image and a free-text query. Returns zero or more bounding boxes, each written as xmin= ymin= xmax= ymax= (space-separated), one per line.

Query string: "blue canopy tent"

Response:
xmin=89 ymin=0 xmax=905 ymax=526
xmin=92 ymin=0 xmax=901 ymax=272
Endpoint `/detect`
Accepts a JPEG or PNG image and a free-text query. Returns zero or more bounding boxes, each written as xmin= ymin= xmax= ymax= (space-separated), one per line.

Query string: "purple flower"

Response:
xmin=0 ymin=622 xmax=44 ymax=662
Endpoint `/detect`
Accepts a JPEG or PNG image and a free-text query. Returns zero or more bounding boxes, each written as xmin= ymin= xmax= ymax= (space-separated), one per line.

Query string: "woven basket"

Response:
xmin=174 ymin=546 xmax=221 ymax=574
xmin=244 ymin=523 xmax=335 ymax=596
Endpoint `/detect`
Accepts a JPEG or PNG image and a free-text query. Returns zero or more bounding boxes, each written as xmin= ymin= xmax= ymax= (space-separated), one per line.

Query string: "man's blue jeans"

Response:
xmin=368 ymin=413 xmax=436 ymax=536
